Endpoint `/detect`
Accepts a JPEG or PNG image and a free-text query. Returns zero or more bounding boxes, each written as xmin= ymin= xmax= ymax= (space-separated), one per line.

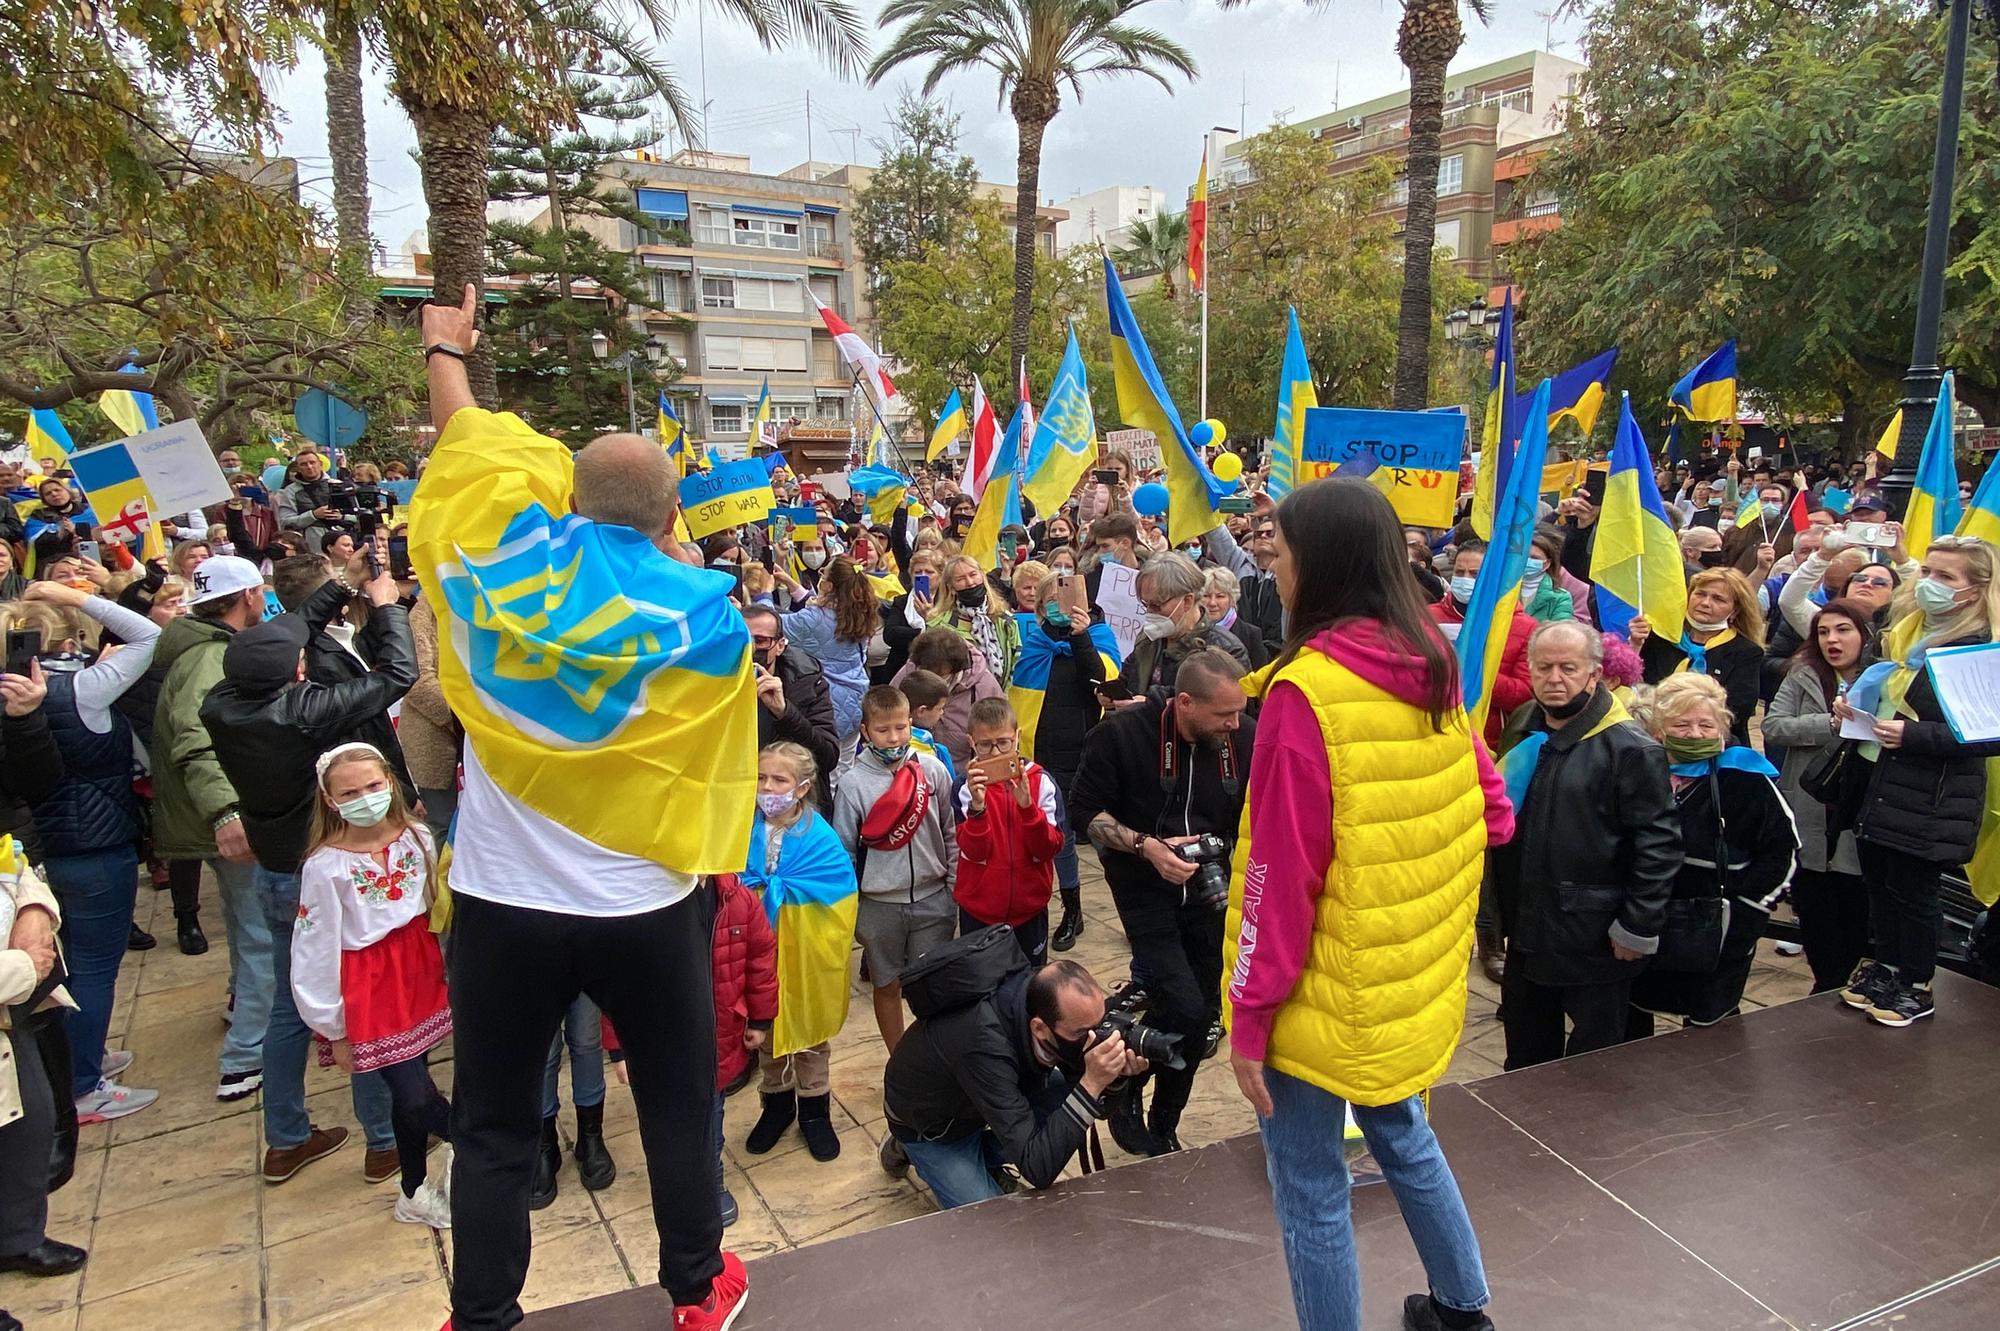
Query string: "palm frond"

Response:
xmin=706 ymin=0 xmax=871 ymax=78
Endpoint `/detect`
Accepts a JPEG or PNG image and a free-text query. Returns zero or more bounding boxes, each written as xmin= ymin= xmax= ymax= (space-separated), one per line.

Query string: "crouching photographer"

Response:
xmin=1068 ymin=648 xmax=1254 ymax=1156
xmin=880 ymin=929 xmax=1151 ymax=1208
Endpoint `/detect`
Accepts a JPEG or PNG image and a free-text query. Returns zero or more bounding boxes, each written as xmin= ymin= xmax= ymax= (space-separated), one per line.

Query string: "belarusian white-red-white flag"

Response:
xmin=960 ymin=375 xmax=999 ymax=500
xmin=810 ymin=291 xmax=897 ymax=400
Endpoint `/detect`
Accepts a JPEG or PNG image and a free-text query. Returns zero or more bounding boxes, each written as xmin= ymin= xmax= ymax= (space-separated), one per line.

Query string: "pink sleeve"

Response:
xmin=1473 ymin=733 xmax=1516 ymax=846
xmin=1227 ymin=681 xmax=1332 ymax=1063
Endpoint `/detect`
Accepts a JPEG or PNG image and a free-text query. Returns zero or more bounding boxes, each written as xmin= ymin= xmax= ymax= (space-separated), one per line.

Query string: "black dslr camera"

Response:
xmin=1092 ymin=981 xmax=1185 ymax=1071
xmin=1172 ymin=833 xmax=1232 ymax=912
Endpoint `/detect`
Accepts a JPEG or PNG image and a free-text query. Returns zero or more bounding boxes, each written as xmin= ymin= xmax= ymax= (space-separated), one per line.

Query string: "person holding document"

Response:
xmin=1832 ymin=535 xmax=2000 ymax=1028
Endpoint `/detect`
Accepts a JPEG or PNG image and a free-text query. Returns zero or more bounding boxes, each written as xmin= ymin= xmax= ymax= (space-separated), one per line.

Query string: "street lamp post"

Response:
xmin=590 ymin=331 xmax=663 ymax=436
xmin=1881 ymin=0 xmax=1973 ymax=519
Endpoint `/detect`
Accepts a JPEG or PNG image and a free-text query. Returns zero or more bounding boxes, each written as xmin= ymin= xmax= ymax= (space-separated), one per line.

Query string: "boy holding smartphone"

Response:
xmin=952 ymin=698 xmax=1065 ymax=966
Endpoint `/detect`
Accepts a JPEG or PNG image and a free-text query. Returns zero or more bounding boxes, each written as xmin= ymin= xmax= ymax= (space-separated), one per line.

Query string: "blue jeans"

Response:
xmin=901 ymin=1130 xmax=1006 ymax=1209
xmin=1258 ymin=1072 xmax=1488 ymax=1331
xmin=418 ymin=785 xmax=458 ymax=855
xmin=541 ymin=995 xmax=606 ymax=1118
xmin=46 ymin=847 xmax=139 ymax=1098
xmin=260 ymin=865 xmax=396 ymax=1151
xmin=208 ymin=857 xmax=271 ymax=1078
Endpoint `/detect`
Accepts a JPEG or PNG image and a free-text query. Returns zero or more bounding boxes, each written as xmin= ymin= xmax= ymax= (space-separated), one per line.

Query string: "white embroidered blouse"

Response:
xmin=290 ymin=825 xmax=436 ymax=1042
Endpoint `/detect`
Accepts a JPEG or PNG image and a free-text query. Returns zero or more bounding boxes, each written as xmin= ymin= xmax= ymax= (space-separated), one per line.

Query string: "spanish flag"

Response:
xmin=1187 ymin=147 xmax=1209 ymax=294
xmin=1010 ymin=616 xmax=1121 ymax=760
xmin=1102 ymin=255 xmax=1227 ymax=545
xmin=744 ymin=808 xmax=857 ymax=1055
xmin=408 ymin=408 xmax=757 ymax=874
xmin=927 ymin=387 xmax=966 ymax=462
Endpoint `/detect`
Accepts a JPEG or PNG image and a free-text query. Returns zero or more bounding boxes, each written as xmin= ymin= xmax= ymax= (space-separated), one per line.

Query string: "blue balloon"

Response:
xmin=1189 ymin=419 xmax=1214 ymax=448
xmin=1133 ymin=482 xmax=1170 ymax=517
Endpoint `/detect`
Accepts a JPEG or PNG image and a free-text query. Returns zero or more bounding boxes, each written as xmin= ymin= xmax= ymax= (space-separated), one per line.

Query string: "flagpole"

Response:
xmin=849 ymin=367 xmax=917 ymax=477
xmin=1199 ymin=273 xmax=1209 ymax=421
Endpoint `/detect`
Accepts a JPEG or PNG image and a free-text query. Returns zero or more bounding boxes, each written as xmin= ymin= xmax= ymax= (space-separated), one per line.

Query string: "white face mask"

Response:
xmin=1687 ymin=615 xmax=1730 ymax=634
xmin=800 ymin=549 xmax=826 ymax=570
xmin=1141 ymin=612 xmax=1178 ymax=641
xmin=756 ymin=790 xmax=800 ymax=818
xmin=337 ymin=790 xmax=393 ymax=827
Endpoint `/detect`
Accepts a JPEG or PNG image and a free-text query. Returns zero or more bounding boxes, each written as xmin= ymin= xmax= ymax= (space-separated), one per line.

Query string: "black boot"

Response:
xmin=1103 ymin=1080 xmax=1160 ymax=1157
xmin=745 ymin=1089 xmax=795 ymax=1155
xmin=797 ymin=1093 xmax=841 ymax=1161
xmin=126 ymin=923 xmax=156 ymax=952
xmin=1051 ymin=890 xmax=1083 ymax=952
xmin=176 ymin=912 xmax=209 ymax=956
xmin=573 ymin=1102 xmax=617 ymax=1190
xmin=529 ymin=1115 xmax=559 ymax=1210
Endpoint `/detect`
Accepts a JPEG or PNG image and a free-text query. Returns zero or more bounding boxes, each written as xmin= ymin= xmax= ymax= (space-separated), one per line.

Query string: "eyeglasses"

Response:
xmin=1139 ymin=593 xmax=1186 ymax=614
xmin=1929 ymin=535 xmax=1985 ymax=551
xmin=1249 ymin=527 xmax=1276 ymax=540
xmin=750 ymin=634 xmax=780 ymax=648
xmin=971 ymin=736 xmax=1017 ymax=756
xmin=1847 ymin=575 xmax=1895 ymax=589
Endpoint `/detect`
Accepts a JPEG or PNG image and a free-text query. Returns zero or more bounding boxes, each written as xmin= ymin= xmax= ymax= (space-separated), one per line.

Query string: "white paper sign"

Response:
xmin=1098 ymin=561 xmax=1145 ymax=660
xmin=121 ymin=420 xmax=232 ymax=513
xmin=1925 ymin=642 xmax=2000 ymax=744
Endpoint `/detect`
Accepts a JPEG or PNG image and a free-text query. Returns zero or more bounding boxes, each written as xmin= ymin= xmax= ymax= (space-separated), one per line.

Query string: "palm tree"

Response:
xmin=323 ymin=5 xmax=373 ymax=326
xmin=1113 ymin=207 xmax=1189 ymax=298
xmin=869 ymin=0 xmax=1196 ymax=374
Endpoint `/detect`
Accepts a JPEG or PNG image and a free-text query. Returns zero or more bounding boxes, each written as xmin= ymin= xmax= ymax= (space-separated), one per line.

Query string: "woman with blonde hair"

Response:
xmin=1833 ymin=534 xmax=2000 ymax=1026
xmin=932 ymin=553 xmax=1019 ymax=687
xmin=1630 ymin=567 xmax=1765 ymax=747
xmin=1627 ymin=673 xmax=1797 ymax=1038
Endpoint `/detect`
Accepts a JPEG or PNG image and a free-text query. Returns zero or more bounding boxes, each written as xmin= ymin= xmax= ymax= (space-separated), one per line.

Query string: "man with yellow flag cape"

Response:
xmin=1833 ymin=541 xmax=2000 ymax=1027
xmin=407 ymin=287 xmax=756 ymax=1328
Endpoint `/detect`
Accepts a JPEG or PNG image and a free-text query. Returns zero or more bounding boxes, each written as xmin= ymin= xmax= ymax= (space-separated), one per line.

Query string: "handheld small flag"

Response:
xmin=960 ymin=376 xmax=1000 ymax=502
xmin=656 ymin=392 xmax=685 ymax=468
xmin=1669 ymin=340 xmax=1738 ymax=423
xmin=25 ymin=409 xmax=74 ymax=461
xmin=927 ymin=388 xmax=967 ymax=462
xmin=1469 ymin=291 xmax=1519 ymax=539
xmin=1591 ymin=393 xmax=1687 ymax=645
xmin=1906 ymin=370 xmax=1962 ymax=563
xmin=1102 ymin=255 xmax=1227 ymax=544
xmin=1269 ymin=307 xmax=1317 ymax=502
xmin=1458 ymin=379 xmax=1554 ymax=733
xmin=750 ymin=378 xmax=773 ymax=452
xmin=1187 ymin=147 xmax=1209 ymax=294
xmin=1022 ymin=327 xmax=1097 ymax=516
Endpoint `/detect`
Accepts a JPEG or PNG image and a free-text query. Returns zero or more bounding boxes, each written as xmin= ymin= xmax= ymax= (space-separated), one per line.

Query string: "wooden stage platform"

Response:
xmin=529 ymin=971 xmax=2000 ymax=1330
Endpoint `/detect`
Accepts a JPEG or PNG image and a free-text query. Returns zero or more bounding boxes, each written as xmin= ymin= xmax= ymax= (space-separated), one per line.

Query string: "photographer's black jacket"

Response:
xmin=1067 ymin=694 xmax=1255 ymax=910
xmin=883 ymin=968 xmax=1101 ymax=1188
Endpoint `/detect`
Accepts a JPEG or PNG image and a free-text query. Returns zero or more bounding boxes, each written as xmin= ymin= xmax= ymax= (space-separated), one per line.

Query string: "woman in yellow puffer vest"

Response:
xmin=1224 ymin=480 xmax=1515 ymax=1331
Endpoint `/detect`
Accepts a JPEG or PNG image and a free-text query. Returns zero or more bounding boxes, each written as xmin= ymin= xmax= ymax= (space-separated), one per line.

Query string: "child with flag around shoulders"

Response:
xmin=1831 ymin=534 xmax=2000 ymax=1027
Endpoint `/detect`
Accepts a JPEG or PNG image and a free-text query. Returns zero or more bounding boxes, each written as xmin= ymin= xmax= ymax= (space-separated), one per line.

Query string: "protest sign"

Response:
xmin=680 ymin=458 xmax=776 ymax=539
xmin=78 ymin=419 xmax=233 ymax=515
xmin=1300 ymin=407 xmax=1464 ymax=527
xmin=1107 ymin=428 xmax=1159 ymax=472
xmin=1098 ymin=562 xmax=1145 ymax=660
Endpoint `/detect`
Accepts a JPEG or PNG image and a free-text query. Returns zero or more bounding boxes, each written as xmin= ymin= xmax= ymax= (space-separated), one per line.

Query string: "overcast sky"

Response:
xmin=266 ymin=0 xmax=1581 ymax=255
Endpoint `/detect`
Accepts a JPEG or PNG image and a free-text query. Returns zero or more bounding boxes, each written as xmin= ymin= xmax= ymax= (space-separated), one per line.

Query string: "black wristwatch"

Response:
xmin=425 ymin=341 xmax=468 ymax=362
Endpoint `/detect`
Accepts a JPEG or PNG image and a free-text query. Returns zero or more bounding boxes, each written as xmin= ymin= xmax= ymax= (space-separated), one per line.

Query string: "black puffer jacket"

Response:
xmin=0 ymin=707 xmax=63 ymax=862
xmin=1640 ymin=632 xmax=1763 ymax=748
xmin=756 ymin=645 xmax=840 ymax=811
xmin=883 ymin=965 xmax=1103 ymax=1189
xmin=1022 ymin=621 xmax=1107 ymax=788
xmin=1492 ymin=686 xmax=1682 ymax=987
xmin=32 ymin=672 xmax=138 ymax=858
xmin=1850 ymin=632 xmax=2000 ymax=864
xmin=1118 ymin=619 xmax=1251 ymax=696
xmin=293 ymin=581 xmax=417 ymax=800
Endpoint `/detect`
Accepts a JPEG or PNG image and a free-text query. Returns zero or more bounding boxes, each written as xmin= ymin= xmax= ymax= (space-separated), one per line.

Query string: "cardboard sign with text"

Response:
xmin=1098 ymin=561 xmax=1145 ymax=660
xmin=1106 ymin=428 xmax=1159 ymax=473
xmin=680 ymin=458 xmax=776 ymax=539
xmin=1299 ymin=407 xmax=1465 ymax=528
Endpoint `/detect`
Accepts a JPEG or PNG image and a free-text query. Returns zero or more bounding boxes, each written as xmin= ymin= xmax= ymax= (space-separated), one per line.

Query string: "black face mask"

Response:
xmin=1042 ymin=1028 xmax=1088 ymax=1075
xmin=1698 ymin=549 xmax=1731 ymax=569
xmin=1543 ymin=686 xmax=1595 ymax=721
xmin=955 ymin=585 xmax=987 ymax=610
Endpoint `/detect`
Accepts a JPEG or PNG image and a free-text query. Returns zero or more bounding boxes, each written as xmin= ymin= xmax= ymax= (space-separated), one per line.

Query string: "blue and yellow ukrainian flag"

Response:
xmin=1102 ymin=255 xmax=1227 ymax=545
xmin=1959 ymin=449 xmax=2000 ymax=548
xmin=744 ymin=808 xmax=857 ymax=1055
xmin=657 ymin=392 xmax=685 ymax=470
xmin=750 ymin=377 xmax=773 ymax=451
xmin=408 ymin=407 xmax=757 ymax=874
xmin=850 ymin=463 xmax=909 ymax=528
xmin=1022 ymin=326 xmax=1097 ymax=515
xmin=1458 ymin=379 xmax=1554 ymax=733
xmin=1268 ymin=307 xmax=1318 ymax=502
xmin=1469 ymin=291 xmax=1519 ymax=539
xmin=96 ymin=366 xmax=159 ymax=439
xmin=1669 ymin=340 xmax=1738 ymax=423
xmin=66 ymin=439 xmax=157 ymax=547
xmin=964 ymin=399 xmax=1028 ymax=573
xmin=927 ymin=387 xmax=967 ymax=462
xmin=1010 ymin=616 xmax=1121 ymax=759
xmin=25 ymin=409 xmax=74 ymax=461
xmin=1515 ymin=347 xmax=1618 ymax=437
xmin=1591 ymin=393 xmax=1686 ymax=644
xmin=1907 ymin=370 xmax=1962 ymax=562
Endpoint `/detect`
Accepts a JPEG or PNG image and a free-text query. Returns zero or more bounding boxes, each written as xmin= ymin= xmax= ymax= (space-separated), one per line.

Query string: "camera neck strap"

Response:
xmin=1157 ymin=703 xmax=1238 ymax=799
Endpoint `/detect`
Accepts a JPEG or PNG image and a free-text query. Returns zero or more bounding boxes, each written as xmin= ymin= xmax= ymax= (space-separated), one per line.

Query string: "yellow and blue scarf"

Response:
xmin=1009 ymin=614 xmax=1121 ymax=759
xmin=1499 ymin=692 xmax=1635 ymax=813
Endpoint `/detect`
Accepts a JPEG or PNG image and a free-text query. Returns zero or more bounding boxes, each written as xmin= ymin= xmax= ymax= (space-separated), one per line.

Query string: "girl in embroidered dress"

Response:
xmin=293 ymin=742 xmax=455 ymax=1228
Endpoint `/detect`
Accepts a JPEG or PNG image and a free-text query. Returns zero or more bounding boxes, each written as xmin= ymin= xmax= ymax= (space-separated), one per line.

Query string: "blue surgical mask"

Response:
xmin=1449 ymin=575 xmax=1477 ymax=605
xmin=1706 ymin=495 xmax=1723 ymax=508
xmin=1761 ymin=501 xmax=1784 ymax=519
xmin=1523 ymin=558 xmax=1548 ymax=591
xmin=337 ymin=790 xmax=394 ymax=827
xmin=1915 ymin=576 xmax=1963 ymax=619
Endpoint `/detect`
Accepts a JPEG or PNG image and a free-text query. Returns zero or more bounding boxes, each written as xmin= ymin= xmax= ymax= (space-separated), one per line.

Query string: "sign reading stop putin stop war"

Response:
xmin=1299 ymin=406 xmax=1465 ymax=528
xmin=680 ymin=457 xmax=776 ymax=539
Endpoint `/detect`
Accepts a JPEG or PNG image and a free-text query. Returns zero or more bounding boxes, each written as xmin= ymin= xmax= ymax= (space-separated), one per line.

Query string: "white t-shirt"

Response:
xmin=449 ymin=743 xmax=696 ymax=917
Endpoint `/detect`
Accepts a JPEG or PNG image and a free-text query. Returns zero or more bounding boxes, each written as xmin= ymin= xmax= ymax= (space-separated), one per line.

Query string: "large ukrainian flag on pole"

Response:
xmin=1907 ymin=371 xmax=1962 ymax=562
xmin=1022 ymin=326 xmax=1097 ymax=515
xmin=927 ymin=388 xmax=967 ymax=463
xmin=408 ymin=408 xmax=757 ymax=874
xmin=1268 ymin=307 xmax=1316 ymax=502
xmin=25 ymin=409 xmax=74 ymax=461
xmin=1592 ymin=393 xmax=1686 ymax=644
xmin=1103 ymin=255 xmax=1228 ymax=545
xmin=96 ymin=366 xmax=159 ymax=439
xmin=1458 ymin=379 xmax=1553 ymax=734
xmin=1469 ymin=292 xmax=1518 ymax=539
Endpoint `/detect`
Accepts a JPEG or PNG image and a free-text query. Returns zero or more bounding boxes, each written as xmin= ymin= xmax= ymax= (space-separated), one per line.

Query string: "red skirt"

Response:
xmin=317 ymin=916 xmax=452 ymax=1073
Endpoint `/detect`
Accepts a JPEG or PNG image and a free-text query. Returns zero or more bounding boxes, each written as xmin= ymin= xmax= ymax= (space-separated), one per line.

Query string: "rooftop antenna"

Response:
xmin=697 ymin=0 xmax=710 ymax=147
xmin=1534 ymin=7 xmax=1557 ymax=50
xmin=1239 ymin=72 xmax=1248 ymax=134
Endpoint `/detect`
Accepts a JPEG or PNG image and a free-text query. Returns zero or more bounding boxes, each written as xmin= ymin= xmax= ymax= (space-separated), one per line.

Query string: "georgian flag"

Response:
xmin=809 ymin=291 xmax=898 ymax=400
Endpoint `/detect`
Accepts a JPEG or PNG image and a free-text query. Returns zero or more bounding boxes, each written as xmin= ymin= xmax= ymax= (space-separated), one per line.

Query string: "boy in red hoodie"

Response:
xmin=953 ymin=698 xmax=1066 ymax=964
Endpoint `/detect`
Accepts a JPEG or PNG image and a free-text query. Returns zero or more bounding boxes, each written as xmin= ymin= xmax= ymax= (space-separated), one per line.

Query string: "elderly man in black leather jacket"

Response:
xmin=1492 ymin=619 xmax=1681 ymax=1071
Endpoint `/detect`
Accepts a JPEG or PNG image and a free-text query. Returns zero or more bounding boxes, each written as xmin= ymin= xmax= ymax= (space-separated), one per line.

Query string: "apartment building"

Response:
xmin=1215 ymin=50 xmax=1583 ymax=287
xmin=1052 ymin=184 xmax=1170 ymax=254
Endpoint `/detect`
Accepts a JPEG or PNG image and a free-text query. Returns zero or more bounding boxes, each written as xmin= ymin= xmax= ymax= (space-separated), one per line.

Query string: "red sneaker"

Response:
xmin=674 ymin=1252 xmax=749 ymax=1330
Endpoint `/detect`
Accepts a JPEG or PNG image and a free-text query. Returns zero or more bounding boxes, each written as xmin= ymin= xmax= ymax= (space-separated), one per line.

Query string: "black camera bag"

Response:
xmin=901 ymin=925 xmax=1028 ymax=1019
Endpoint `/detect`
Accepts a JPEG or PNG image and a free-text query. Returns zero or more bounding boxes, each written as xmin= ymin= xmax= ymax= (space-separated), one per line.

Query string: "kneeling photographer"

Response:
xmin=882 ymin=931 xmax=1152 ymax=1208
xmin=1068 ymin=648 xmax=1254 ymax=1156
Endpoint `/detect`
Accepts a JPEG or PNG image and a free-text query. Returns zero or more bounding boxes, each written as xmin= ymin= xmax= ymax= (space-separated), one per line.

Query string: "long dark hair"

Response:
xmin=1273 ymin=478 xmax=1458 ymax=730
xmin=1789 ymin=595 xmax=1877 ymax=704
xmin=821 ymin=557 xmax=879 ymax=643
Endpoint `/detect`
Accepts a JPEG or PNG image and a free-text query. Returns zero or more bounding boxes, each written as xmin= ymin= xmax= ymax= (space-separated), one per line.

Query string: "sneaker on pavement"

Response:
xmin=436 ymin=1144 xmax=455 ymax=1206
xmin=674 ymin=1252 xmax=748 ymax=1331
xmin=1773 ymin=940 xmax=1804 ymax=957
xmin=393 ymin=1179 xmax=453 ymax=1230
xmin=719 ymin=1188 xmax=739 ymax=1228
xmin=1867 ymin=983 xmax=1935 ymax=1028
xmin=263 ymin=1126 xmax=350 ymax=1183
xmin=216 ymin=1068 xmax=263 ymax=1102
xmin=100 ymin=1050 xmax=134 ymax=1080
xmin=1403 ymin=1292 xmax=1495 ymax=1331
xmin=74 ymin=1079 xmax=158 ymax=1125
xmin=1840 ymin=959 xmax=1895 ymax=1010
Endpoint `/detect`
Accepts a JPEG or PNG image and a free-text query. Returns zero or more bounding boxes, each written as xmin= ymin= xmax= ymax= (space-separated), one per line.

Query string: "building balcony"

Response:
xmin=1492 ymin=213 xmax=1561 ymax=246
xmin=805 ymin=237 xmax=843 ymax=261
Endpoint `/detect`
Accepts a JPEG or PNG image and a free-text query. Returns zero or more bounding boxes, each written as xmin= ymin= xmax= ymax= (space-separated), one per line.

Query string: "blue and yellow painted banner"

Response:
xmin=681 ymin=457 xmax=778 ymax=540
xmin=1300 ymin=406 xmax=1464 ymax=528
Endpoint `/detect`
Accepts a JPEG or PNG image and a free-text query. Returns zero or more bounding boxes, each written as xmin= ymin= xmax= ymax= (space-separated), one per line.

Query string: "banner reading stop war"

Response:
xmin=1300 ymin=406 xmax=1466 ymax=528
xmin=680 ymin=458 xmax=776 ymax=539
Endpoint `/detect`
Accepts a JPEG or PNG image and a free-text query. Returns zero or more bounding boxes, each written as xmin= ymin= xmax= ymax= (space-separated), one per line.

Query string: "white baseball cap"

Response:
xmin=187 ymin=555 xmax=266 ymax=606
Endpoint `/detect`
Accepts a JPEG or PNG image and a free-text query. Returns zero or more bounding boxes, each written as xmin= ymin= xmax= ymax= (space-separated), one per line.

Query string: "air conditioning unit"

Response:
xmin=1444 ymin=88 xmax=1464 ymax=105
xmin=1346 ymin=117 xmax=1364 ymax=130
